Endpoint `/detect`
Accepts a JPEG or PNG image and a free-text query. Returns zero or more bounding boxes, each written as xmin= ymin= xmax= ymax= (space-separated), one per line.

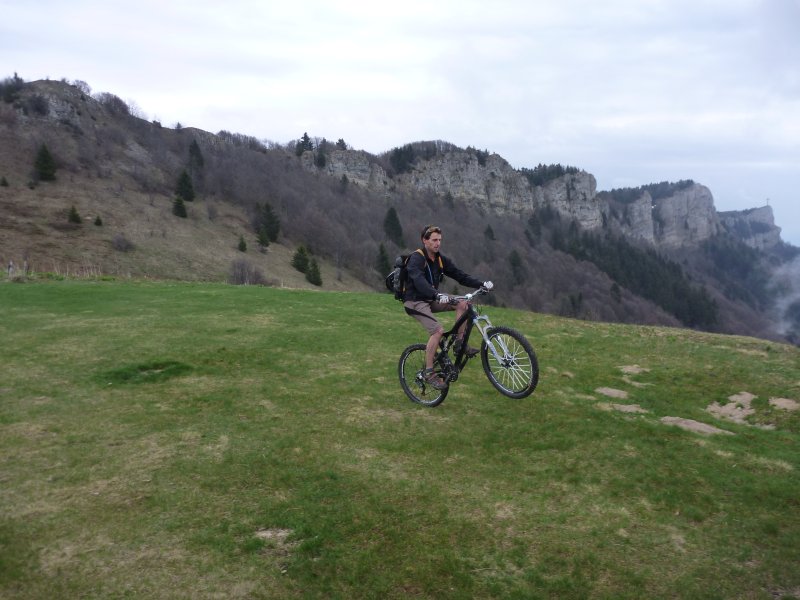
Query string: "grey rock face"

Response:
xmin=653 ymin=184 xmax=720 ymax=247
xmin=718 ymin=206 xmax=782 ymax=250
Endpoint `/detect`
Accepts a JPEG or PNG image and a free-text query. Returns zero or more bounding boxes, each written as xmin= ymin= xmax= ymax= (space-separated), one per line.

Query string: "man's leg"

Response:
xmin=404 ymin=300 xmax=451 ymax=388
xmin=454 ymin=300 xmax=468 ymax=337
xmin=426 ymin=327 xmax=444 ymax=370
xmin=454 ymin=300 xmax=479 ymax=356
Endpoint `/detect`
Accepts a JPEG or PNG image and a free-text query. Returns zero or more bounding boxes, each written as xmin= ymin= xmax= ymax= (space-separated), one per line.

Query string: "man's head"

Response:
xmin=421 ymin=224 xmax=442 ymax=255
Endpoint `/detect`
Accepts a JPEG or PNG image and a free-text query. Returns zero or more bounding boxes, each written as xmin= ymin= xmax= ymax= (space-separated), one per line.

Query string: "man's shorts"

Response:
xmin=403 ymin=300 xmax=455 ymax=335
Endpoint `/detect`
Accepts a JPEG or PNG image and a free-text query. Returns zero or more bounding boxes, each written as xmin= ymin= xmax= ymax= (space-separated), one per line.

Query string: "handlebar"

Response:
xmin=444 ymin=287 xmax=490 ymax=305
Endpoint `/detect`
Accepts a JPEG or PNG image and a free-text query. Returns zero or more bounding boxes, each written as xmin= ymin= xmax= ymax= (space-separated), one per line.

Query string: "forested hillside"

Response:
xmin=1 ymin=75 xmax=798 ymax=344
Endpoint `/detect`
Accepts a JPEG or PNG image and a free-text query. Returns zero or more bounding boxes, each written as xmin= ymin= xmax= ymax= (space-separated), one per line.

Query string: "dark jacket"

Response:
xmin=404 ymin=249 xmax=484 ymax=302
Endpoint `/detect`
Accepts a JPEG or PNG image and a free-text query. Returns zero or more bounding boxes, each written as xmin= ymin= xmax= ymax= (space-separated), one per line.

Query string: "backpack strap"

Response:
xmin=414 ymin=248 xmax=442 ymax=268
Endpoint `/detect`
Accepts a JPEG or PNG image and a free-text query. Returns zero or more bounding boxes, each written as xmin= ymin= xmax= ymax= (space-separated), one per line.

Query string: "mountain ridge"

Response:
xmin=1 ymin=76 xmax=798 ymax=344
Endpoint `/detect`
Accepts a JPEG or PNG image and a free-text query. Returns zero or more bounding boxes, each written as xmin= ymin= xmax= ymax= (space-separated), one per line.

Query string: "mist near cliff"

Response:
xmin=772 ymin=256 xmax=800 ymax=342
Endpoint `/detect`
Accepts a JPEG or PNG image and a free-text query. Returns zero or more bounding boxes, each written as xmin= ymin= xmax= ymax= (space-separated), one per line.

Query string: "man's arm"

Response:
xmin=441 ymin=255 xmax=484 ymax=289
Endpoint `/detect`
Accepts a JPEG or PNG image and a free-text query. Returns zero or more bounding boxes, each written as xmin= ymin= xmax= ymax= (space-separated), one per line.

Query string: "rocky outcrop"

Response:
xmin=653 ymin=184 xmax=720 ymax=248
xmin=618 ymin=192 xmax=657 ymax=245
xmin=535 ymin=172 xmax=602 ymax=230
xmin=395 ymin=151 xmax=536 ymax=214
xmin=718 ymin=206 xmax=782 ymax=250
xmin=305 ymin=149 xmax=390 ymax=189
xmin=296 ymin=142 xmax=785 ymax=251
xmin=382 ymin=151 xmax=605 ymax=229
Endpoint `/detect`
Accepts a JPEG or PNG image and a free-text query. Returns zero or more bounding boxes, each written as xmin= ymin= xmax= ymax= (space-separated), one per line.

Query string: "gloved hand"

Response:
xmin=483 ymin=281 xmax=494 ymax=290
xmin=436 ymin=293 xmax=450 ymax=305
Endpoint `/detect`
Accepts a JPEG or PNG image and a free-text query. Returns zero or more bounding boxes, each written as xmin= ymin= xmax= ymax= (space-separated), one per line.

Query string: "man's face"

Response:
xmin=424 ymin=232 xmax=442 ymax=255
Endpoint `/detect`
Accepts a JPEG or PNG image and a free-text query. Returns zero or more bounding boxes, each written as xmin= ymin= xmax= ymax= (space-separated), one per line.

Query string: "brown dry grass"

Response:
xmin=0 ymin=174 xmax=372 ymax=292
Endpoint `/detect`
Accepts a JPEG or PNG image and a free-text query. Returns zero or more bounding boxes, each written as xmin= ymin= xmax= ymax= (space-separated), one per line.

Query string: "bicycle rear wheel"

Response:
xmin=480 ymin=326 xmax=538 ymax=398
xmin=398 ymin=343 xmax=449 ymax=407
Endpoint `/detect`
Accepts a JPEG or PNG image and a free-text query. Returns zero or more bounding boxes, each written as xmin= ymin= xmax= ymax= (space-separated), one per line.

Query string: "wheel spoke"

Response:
xmin=481 ymin=327 xmax=538 ymax=398
xmin=399 ymin=344 xmax=448 ymax=407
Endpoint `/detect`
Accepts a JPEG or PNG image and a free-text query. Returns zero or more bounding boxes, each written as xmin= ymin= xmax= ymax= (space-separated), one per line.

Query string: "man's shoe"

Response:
xmin=423 ymin=369 xmax=448 ymax=390
xmin=455 ymin=339 xmax=479 ymax=358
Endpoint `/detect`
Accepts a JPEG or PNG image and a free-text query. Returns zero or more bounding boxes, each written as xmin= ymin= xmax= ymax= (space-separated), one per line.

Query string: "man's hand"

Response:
xmin=436 ymin=293 xmax=450 ymax=305
xmin=483 ymin=281 xmax=494 ymax=290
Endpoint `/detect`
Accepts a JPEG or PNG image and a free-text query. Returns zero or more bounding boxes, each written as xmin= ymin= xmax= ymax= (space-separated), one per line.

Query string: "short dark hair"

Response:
xmin=421 ymin=225 xmax=441 ymax=240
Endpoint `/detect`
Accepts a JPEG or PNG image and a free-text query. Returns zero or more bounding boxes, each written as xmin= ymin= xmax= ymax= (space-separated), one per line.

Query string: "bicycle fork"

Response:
xmin=472 ymin=314 xmax=509 ymax=364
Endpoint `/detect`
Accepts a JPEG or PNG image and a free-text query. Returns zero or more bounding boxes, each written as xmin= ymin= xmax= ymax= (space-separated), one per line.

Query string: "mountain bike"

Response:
xmin=398 ymin=288 xmax=539 ymax=407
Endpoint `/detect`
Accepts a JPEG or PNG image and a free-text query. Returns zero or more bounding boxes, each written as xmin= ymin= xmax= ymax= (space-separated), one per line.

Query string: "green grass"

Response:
xmin=1 ymin=280 xmax=799 ymax=599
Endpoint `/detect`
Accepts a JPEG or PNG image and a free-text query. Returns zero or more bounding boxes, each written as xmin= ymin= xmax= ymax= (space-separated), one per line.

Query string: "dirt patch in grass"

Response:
xmin=596 ymin=387 xmax=629 ymax=399
xmin=660 ymin=416 xmax=734 ymax=436
xmin=769 ymin=397 xmax=799 ymax=411
xmin=597 ymin=403 xmax=649 ymax=414
xmin=255 ymin=528 xmax=297 ymax=574
xmin=707 ymin=391 xmax=757 ymax=424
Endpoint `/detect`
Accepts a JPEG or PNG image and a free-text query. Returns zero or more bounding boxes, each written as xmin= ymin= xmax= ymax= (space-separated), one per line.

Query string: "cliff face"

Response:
xmin=616 ymin=192 xmax=657 ymax=245
xmin=652 ymin=184 xmax=721 ymax=248
xmin=718 ymin=206 xmax=783 ymax=250
xmin=306 ymin=149 xmax=390 ymax=190
xmin=394 ymin=151 xmax=536 ymax=214
xmin=536 ymin=172 xmax=602 ymax=230
xmin=309 ymin=148 xmax=785 ymax=251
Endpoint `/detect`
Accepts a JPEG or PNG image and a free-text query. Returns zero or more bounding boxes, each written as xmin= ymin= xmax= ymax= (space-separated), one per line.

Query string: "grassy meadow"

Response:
xmin=1 ymin=279 xmax=799 ymax=599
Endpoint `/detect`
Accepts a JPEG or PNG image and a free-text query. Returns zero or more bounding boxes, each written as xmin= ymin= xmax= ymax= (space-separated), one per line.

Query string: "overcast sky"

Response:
xmin=3 ymin=0 xmax=799 ymax=244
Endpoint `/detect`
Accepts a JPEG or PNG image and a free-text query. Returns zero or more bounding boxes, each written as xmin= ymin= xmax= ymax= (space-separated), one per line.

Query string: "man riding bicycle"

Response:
xmin=403 ymin=224 xmax=494 ymax=390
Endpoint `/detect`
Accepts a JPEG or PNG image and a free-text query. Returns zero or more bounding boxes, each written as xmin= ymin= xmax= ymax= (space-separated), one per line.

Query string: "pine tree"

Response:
xmin=257 ymin=226 xmax=270 ymax=250
xmin=292 ymin=245 xmax=310 ymax=273
xmin=94 ymin=215 xmax=103 ymax=226
xmin=258 ymin=202 xmax=280 ymax=242
xmin=509 ymin=249 xmax=525 ymax=285
xmin=188 ymin=140 xmax=205 ymax=172
xmin=305 ymin=259 xmax=322 ymax=286
xmin=34 ymin=144 xmax=56 ymax=181
xmin=172 ymin=196 xmax=187 ymax=218
xmin=295 ymin=132 xmax=313 ymax=156
xmin=376 ymin=243 xmax=391 ymax=275
xmin=0 ymin=73 xmax=24 ymax=103
xmin=383 ymin=207 xmax=404 ymax=247
xmin=68 ymin=205 xmax=81 ymax=224
xmin=484 ymin=225 xmax=496 ymax=241
xmin=0 ymin=176 xmax=8 ymax=187
xmin=238 ymin=235 xmax=247 ymax=252
xmin=175 ymin=169 xmax=195 ymax=201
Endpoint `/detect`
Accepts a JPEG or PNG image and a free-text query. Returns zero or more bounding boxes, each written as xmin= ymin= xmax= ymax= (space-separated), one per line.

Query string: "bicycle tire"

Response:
xmin=398 ymin=343 xmax=449 ymax=407
xmin=480 ymin=326 xmax=538 ymax=398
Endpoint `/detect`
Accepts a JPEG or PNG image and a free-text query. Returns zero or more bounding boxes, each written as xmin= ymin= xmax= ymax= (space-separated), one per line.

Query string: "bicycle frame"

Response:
xmin=436 ymin=290 xmax=507 ymax=376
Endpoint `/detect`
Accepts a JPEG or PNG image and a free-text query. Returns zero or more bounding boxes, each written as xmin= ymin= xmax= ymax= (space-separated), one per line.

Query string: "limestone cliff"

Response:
xmin=536 ymin=171 xmax=602 ymax=230
xmin=652 ymin=184 xmax=720 ymax=248
xmin=303 ymin=145 xmax=784 ymax=251
xmin=303 ymin=149 xmax=390 ymax=190
xmin=614 ymin=192 xmax=657 ymax=245
xmin=718 ymin=206 xmax=783 ymax=250
xmin=393 ymin=151 xmax=536 ymax=214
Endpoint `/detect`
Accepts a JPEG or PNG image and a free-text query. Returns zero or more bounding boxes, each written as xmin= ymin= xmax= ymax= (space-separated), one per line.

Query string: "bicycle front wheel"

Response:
xmin=481 ymin=326 xmax=538 ymax=398
xmin=398 ymin=343 xmax=448 ymax=407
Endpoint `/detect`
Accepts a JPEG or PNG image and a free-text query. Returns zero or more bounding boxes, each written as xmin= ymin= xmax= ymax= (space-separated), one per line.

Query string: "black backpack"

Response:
xmin=385 ymin=249 xmax=442 ymax=301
